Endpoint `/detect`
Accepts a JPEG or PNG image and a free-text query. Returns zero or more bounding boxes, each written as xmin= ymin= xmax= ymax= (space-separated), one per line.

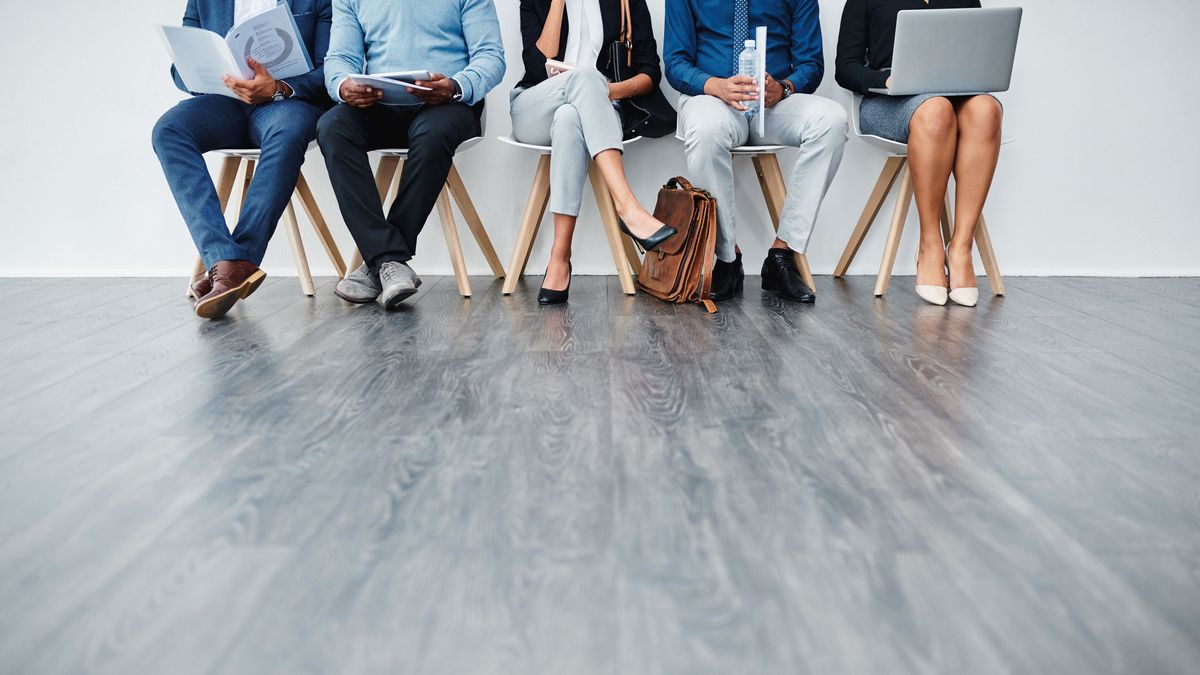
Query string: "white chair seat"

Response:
xmin=212 ymin=141 xmax=319 ymax=159
xmin=731 ymin=144 xmax=788 ymax=155
xmin=498 ymin=135 xmax=642 ymax=154
xmin=672 ymin=134 xmax=788 ymax=156
xmin=376 ymin=136 xmax=485 ymax=158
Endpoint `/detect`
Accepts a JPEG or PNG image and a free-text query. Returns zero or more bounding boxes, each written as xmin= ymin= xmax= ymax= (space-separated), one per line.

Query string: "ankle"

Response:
xmin=947 ymin=240 xmax=973 ymax=258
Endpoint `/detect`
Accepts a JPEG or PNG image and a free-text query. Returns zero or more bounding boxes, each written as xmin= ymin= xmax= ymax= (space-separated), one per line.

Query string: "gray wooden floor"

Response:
xmin=1 ymin=274 xmax=1199 ymax=675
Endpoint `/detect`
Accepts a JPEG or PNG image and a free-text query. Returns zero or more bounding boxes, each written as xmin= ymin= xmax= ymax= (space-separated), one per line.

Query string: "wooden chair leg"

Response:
xmin=874 ymin=165 xmax=914 ymax=297
xmin=502 ymin=154 xmax=551 ymax=295
xmin=940 ymin=192 xmax=954 ymax=245
xmin=944 ymin=192 xmax=1005 ymax=296
xmin=437 ymin=187 xmax=471 ymax=297
xmin=974 ymin=213 xmax=1005 ymax=296
xmin=294 ymin=172 xmax=347 ymax=278
xmin=621 ymin=236 xmax=643 ymax=276
xmin=589 ymin=163 xmax=637 ymax=295
xmin=836 ymin=156 xmax=906 ymax=277
xmin=751 ymin=154 xmax=784 ymax=229
xmin=187 ymin=156 xmax=242 ymax=296
xmin=240 ymin=159 xmax=256 ymax=208
xmin=752 ymin=153 xmax=817 ymax=291
xmin=446 ymin=164 xmax=506 ymax=279
xmin=282 ymin=199 xmax=316 ymax=297
xmin=346 ymin=156 xmax=402 ymax=272
xmin=795 ymin=253 xmax=816 ymax=293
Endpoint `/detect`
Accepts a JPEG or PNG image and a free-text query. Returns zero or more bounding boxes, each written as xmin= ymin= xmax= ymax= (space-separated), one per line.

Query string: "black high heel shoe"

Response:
xmin=538 ymin=262 xmax=571 ymax=305
xmin=619 ymin=219 xmax=677 ymax=252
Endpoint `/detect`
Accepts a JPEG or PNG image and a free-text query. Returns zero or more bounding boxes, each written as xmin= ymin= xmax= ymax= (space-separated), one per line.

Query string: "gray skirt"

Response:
xmin=859 ymin=93 xmax=1000 ymax=143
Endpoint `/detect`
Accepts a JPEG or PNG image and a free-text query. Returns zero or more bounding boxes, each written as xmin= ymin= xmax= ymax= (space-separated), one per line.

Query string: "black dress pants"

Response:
xmin=317 ymin=102 xmax=482 ymax=272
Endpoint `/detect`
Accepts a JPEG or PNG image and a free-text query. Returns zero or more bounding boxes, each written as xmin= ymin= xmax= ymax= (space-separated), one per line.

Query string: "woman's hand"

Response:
xmin=609 ymin=74 xmax=652 ymax=101
xmin=704 ymin=76 xmax=758 ymax=112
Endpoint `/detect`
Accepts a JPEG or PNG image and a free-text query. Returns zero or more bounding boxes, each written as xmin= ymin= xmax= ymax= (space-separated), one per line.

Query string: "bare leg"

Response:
xmin=544 ymin=212 xmax=576 ymax=291
xmin=593 ymin=149 xmax=665 ymax=239
xmin=906 ymin=97 xmax=958 ymax=288
xmin=948 ymin=95 xmax=1003 ymax=290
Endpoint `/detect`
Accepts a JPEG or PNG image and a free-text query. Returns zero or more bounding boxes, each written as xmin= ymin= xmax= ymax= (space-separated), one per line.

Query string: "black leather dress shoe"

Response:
xmin=709 ymin=252 xmax=744 ymax=302
xmin=761 ymin=249 xmax=815 ymax=303
xmin=620 ymin=220 xmax=678 ymax=252
xmin=538 ymin=262 xmax=571 ymax=305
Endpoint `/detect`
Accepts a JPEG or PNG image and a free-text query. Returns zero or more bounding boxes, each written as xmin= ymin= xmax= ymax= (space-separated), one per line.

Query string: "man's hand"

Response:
xmin=222 ymin=58 xmax=282 ymax=105
xmin=410 ymin=73 xmax=456 ymax=106
xmin=764 ymin=75 xmax=788 ymax=109
xmin=340 ymin=79 xmax=384 ymax=108
xmin=703 ymin=75 xmax=758 ymax=112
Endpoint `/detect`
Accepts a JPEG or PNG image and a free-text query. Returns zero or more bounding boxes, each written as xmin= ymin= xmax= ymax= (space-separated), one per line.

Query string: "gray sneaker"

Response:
xmin=335 ymin=264 xmax=382 ymax=304
xmin=378 ymin=261 xmax=422 ymax=309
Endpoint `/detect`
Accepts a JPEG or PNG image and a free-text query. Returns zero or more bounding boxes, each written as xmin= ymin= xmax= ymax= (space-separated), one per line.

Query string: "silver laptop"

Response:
xmin=869 ymin=7 xmax=1023 ymax=96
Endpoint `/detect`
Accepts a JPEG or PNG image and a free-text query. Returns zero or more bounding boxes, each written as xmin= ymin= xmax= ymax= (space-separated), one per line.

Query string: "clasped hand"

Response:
xmin=704 ymin=74 xmax=786 ymax=111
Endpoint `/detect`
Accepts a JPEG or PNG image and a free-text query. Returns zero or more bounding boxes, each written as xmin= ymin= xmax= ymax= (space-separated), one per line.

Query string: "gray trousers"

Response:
xmin=510 ymin=69 xmax=624 ymax=217
xmin=678 ymin=93 xmax=849 ymax=262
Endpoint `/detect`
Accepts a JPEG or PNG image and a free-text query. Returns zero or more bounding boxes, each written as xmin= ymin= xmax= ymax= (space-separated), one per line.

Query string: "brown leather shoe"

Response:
xmin=187 ymin=271 xmax=213 ymax=302
xmin=194 ymin=260 xmax=267 ymax=319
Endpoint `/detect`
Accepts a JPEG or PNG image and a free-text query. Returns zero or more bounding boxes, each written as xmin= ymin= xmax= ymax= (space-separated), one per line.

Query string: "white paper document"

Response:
xmin=347 ymin=73 xmax=434 ymax=107
xmin=159 ymin=4 xmax=313 ymax=97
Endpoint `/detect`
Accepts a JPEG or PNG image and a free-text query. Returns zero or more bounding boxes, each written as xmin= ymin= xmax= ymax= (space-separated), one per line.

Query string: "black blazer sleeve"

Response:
xmin=628 ymin=0 xmax=662 ymax=86
xmin=519 ymin=0 xmax=558 ymax=88
xmin=835 ymin=0 xmax=888 ymax=94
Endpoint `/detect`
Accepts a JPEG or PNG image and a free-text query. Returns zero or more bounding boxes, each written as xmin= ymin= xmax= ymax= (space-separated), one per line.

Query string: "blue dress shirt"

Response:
xmin=664 ymin=0 xmax=824 ymax=97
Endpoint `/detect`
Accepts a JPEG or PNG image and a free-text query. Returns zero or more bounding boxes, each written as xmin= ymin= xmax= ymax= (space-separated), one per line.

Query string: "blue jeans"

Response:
xmin=152 ymin=95 xmax=323 ymax=268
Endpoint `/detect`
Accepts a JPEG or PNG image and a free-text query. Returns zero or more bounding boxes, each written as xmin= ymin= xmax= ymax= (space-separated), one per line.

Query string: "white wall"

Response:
xmin=1 ymin=0 xmax=1197 ymax=277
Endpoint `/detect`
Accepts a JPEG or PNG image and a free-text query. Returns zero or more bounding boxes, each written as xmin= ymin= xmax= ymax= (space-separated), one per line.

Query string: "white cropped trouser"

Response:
xmin=510 ymin=69 xmax=624 ymax=217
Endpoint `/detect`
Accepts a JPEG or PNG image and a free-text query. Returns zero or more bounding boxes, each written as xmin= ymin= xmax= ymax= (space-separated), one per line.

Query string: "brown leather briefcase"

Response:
xmin=636 ymin=177 xmax=719 ymax=313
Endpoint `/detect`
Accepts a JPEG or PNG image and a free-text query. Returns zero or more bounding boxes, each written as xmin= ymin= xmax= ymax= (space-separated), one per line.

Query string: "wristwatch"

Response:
xmin=272 ymin=81 xmax=290 ymax=102
xmin=781 ymin=80 xmax=794 ymax=99
xmin=449 ymin=79 xmax=464 ymax=103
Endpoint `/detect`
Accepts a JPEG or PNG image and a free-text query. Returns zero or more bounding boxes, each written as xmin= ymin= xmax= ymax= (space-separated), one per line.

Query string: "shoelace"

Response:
xmin=379 ymin=263 xmax=404 ymax=286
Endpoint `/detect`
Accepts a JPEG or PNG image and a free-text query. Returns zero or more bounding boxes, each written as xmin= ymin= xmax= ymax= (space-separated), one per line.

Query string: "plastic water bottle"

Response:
xmin=737 ymin=39 xmax=759 ymax=119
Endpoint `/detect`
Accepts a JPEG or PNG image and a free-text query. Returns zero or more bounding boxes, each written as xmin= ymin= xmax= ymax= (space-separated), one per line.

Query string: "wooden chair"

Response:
xmin=497 ymin=136 xmax=645 ymax=296
xmin=185 ymin=147 xmax=346 ymax=298
xmin=344 ymin=136 xmax=506 ymax=298
xmin=737 ymin=145 xmax=818 ymax=291
xmin=833 ymin=94 xmax=1009 ymax=297
xmin=670 ymin=138 xmax=818 ymax=292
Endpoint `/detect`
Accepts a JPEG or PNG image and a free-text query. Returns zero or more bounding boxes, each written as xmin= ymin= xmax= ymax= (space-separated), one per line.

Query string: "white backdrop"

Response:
xmin=1 ymin=0 xmax=1197 ymax=277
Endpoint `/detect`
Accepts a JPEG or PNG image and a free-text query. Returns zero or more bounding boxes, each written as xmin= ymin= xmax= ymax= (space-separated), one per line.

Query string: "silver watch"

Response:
xmin=272 ymin=81 xmax=289 ymax=102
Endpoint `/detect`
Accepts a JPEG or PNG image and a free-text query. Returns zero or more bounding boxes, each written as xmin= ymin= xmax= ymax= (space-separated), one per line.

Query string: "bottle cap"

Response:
xmin=744 ymin=40 xmax=756 ymax=48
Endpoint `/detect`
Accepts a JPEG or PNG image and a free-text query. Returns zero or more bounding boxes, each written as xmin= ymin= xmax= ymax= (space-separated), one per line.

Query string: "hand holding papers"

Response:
xmin=159 ymin=5 xmax=313 ymax=98
xmin=347 ymin=71 xmax=434 ymax=106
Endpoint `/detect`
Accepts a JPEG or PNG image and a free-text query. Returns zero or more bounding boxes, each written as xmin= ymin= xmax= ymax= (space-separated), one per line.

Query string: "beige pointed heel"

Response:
xmin=914 ymin=249 xmax=948 ymax=306
xmin=946 ymin=247 xmax=979 ymax=307
xmin=916 ymin=284 xmax=949 ymax=306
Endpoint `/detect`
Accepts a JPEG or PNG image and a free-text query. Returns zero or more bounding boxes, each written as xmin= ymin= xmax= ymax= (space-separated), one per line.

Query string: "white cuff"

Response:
xmin=334 ymin=76 xmax=351 ymax=103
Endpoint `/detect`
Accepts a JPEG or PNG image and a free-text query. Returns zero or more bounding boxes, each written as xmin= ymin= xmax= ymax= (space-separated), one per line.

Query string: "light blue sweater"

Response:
xmin=324 ymin=0 xmax=506 ymax=106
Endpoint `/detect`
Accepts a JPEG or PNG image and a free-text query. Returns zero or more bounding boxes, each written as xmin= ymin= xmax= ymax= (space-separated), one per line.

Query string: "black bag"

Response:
xmin=600 ymin=0 xmax=677 ymax=139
